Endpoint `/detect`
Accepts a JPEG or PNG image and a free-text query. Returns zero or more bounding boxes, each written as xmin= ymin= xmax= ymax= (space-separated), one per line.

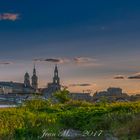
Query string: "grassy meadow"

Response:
xmin=0 ymin=95 xmax=140 ymax=140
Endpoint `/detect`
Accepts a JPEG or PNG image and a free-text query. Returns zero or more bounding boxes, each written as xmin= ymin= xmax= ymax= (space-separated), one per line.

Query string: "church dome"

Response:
xmin=25 ymin=72 xmax=29 ymax=77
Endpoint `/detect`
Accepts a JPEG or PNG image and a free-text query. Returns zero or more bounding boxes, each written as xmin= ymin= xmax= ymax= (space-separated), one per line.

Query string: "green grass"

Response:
xmin=0 ymin=99 xmax=140 ymax=139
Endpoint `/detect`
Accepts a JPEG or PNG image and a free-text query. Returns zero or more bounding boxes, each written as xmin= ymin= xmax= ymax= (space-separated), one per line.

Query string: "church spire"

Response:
xmin=53 ymin=64 xmax=60 ymax=85
xmin=33 ymin=64 xmax=36 ymax=75
xmin=32 ymin=64 xmax=38 ymax=91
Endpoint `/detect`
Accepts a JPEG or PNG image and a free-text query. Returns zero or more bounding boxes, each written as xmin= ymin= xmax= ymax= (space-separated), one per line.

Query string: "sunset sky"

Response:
xmin=0 ymin=0 xmax=140 ymax=94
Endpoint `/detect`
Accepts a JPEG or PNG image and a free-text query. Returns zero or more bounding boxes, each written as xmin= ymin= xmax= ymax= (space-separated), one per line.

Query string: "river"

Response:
xmin=0 ymin=105 xmax=16 ymax=108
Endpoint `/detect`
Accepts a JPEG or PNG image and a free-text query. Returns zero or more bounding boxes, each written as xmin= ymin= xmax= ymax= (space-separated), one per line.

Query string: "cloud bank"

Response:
xmin=73 ymin=57 xmax=96 ymax=64
xmin=114 ymin=75 xmax=125 ymax=79
xmin=34 ymin=58 xmax=70 ymax=64
xmin=113 ymin=72 xmax=140 ymax=80
xmin=0 ymin=61 xmax=12 ymax=65
xmin=69 ymin=83 xmax=92 ymax=87
xmin=128 ymin=73 xmax=140 ymax=79
xmin=34 ymin=57 xmax=98 ymax=67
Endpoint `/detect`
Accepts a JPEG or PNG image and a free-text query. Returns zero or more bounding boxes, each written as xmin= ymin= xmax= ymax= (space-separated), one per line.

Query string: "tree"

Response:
xmin=54 ymin=89 xmax=70 ymax=103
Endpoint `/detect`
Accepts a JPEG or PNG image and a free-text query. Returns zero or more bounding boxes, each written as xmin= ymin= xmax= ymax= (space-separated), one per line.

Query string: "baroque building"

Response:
xmin=0 ymin=66 xmax=38 ymax=94
xmin=24 ymin=72 xmax=31 ymax=87
xmin=93 ymin=87 xmax=129 ymax=102
xmin=69 ymin=92 xmax=92 ymax=102
xmin=43 ymin=65 xmax=61 ymax=98
xmin=31 ymin=65 xmax=38 ymax=91
xmin=53 ymin=65 xmax=60 ymax=85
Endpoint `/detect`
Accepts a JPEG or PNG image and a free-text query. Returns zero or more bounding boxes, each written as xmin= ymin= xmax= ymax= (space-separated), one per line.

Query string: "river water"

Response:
xmin=0 ymin=105 xmax=16 ymax=108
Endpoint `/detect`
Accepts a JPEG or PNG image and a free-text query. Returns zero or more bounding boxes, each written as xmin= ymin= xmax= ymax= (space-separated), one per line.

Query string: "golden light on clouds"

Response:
xmin=0 ymin=13 xmax=20 ymax=21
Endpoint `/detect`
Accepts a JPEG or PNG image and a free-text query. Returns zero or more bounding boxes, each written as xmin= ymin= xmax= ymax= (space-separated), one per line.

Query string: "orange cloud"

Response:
xmin=0 ymin=13 xmax=20 ymax=21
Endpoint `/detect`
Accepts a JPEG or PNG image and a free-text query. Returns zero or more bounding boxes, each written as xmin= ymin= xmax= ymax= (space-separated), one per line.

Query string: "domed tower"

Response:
xmin=53 ymin=65 xmax=60 ymax=85
xmin=31 ymin=65 xmax=38 ymax=91
xmin=24 ymin=72 xmax=31 ymax=87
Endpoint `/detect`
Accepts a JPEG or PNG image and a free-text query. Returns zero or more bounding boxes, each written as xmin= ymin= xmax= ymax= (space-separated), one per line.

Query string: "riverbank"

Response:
xmin=0 ymin=100 xmax=17 ymax=108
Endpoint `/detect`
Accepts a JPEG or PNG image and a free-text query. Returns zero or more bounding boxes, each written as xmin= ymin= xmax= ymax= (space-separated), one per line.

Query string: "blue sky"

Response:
xmin=0 ymin=0 xmax=140 ymax=94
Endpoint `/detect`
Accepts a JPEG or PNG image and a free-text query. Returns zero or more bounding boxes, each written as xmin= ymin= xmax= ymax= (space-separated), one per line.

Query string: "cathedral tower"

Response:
xmin=43 ymin=65 xmax=61 ymax=98
xmin=53 ymin=65 xmax=60 ymax=85
xmin=32 ymin=65 xmax=38 ymax=91
xmin=24 ymin=72 xmax=31 ymax=87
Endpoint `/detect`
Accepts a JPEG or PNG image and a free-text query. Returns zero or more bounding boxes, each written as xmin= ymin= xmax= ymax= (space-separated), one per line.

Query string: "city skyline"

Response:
xmin=0 ymin=1 xmax=140 ymax=94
